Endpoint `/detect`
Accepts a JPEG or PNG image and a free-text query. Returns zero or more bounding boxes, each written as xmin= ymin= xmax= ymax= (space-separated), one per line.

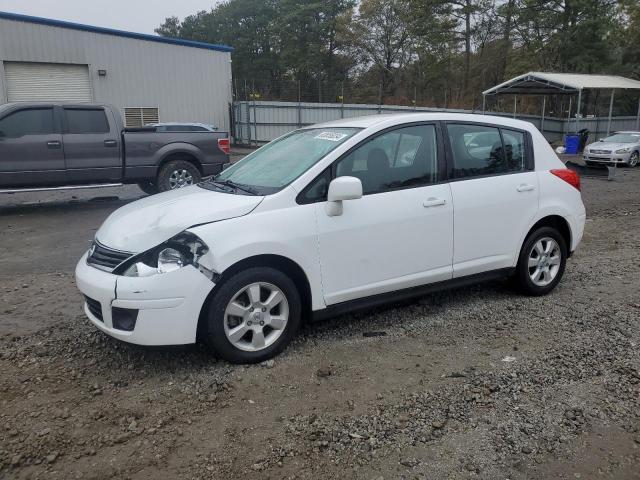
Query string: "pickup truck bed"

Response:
xmin=0 ymin=102 xmax=230 ymax=194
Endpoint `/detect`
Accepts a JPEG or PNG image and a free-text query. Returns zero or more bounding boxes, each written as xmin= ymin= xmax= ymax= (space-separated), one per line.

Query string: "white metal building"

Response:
xmin=0 ymin=11 xmax=233 ymax=129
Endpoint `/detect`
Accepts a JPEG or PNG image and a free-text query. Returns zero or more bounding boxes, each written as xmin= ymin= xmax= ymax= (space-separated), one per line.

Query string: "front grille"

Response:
xmin=85 ymin=296 xmax=103 ymax=322
xmin=590 ymin=149 xmax=611 ymax=154
xmin=87 ymin=242 xmax=133 ymax=272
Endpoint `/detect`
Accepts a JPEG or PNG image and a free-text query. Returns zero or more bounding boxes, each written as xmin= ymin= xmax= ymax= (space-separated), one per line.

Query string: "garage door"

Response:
xmin=4 ymin=62 xmax=92 ymax=103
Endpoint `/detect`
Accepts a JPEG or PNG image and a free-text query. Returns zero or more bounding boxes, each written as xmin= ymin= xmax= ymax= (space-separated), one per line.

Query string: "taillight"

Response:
xmin=550 ymin=168 xmax=581 ymax=192
xmin=217 ymin=138 xmax=230 ymax=155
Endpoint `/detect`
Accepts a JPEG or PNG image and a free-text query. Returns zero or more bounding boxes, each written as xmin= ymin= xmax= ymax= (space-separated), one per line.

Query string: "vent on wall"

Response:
xmin=124 ymin=107 xmax=160 ymax=127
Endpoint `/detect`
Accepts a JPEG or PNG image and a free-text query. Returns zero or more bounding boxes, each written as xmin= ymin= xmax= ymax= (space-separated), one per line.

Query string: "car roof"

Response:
xmin=309 ymin=112 xmax=536 ymax=131
xmin=612 ymin=131 xmax=640 ymax=134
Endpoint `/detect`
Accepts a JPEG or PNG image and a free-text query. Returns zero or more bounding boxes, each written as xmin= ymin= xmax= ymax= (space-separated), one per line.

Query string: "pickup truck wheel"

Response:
xmin=157 ymin=160 xmax=201 ymax=192
xmin=204 ymin=267 xmax=301 ymax=364
xmin=137 ymin=181 xmax=158 ymax=195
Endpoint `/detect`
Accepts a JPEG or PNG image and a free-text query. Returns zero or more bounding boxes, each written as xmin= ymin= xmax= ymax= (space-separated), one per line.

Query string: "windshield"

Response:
xmin=600 ymin=133 xmax=640 ymax=143
xmin=204 ymin=127 xmax=360 ymax=195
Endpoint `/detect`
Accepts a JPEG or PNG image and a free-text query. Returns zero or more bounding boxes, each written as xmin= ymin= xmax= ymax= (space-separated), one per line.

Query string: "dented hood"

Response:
xmin=95 ymin=186 xmax=263 ymax=252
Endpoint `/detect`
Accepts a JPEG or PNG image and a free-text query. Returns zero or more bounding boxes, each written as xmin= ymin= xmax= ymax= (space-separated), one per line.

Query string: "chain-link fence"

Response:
xmin=232 ymin=78 xmax=483 ymax=110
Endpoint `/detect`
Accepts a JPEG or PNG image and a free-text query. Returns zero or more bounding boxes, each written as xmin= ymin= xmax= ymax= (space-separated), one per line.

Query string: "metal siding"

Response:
xmin=234 ymin=101 xmax=638 ymax=144
xmin=0 ymin=62 xmax=6 ymax=102
xmin=4 ymin=62 xmax=92 ymax=102
xmin=0 ymin=18 xmax=232 ymax=131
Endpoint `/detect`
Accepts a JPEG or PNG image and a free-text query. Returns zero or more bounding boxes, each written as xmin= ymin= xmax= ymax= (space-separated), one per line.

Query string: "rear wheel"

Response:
xmin=514 ymin=226 xmax=567 ymax=296
xmin=203 ymin=267 xmax=301 ymax=363
xmin=156 ymin=160 xmax=201 ymax=192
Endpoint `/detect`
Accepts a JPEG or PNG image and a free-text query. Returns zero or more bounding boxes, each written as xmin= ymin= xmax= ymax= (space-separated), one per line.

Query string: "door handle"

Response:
xmin=423 ymin=197 xmax=446 ymax=208
xmin=516 ymin=184 xmax=535 ymax=192
xmin=104 ymin=139 xmax=118 ymax=147
xmin=46 ymin=140 xmax=61 ymax=149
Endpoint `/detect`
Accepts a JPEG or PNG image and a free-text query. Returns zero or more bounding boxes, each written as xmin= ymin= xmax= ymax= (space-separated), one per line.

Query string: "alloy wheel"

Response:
xmin=527 ymin=237 xmax=562 ymax=287
xmin=223 ymin=282 xmax=289 ymax=352
xmin=629 ymin=151 xmax=639 ymax=167
xmin=168 ymin=169 xmax=194 ymax=189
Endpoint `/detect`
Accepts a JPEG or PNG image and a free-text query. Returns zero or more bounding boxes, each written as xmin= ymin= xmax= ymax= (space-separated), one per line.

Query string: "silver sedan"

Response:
xmin=584 ymin=131 xmax=640 ymax=167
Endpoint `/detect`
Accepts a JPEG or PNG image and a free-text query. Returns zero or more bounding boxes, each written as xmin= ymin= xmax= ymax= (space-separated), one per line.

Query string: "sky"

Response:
xmin=0 ymin=0 xmax=219 ymax=34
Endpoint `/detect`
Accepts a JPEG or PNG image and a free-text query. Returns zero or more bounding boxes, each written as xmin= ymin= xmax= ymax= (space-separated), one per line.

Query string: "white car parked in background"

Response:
xmin=76 ymin=113 xmax=586 ymax=363
xmin=583 ymin=131 xmax=640 ymax=167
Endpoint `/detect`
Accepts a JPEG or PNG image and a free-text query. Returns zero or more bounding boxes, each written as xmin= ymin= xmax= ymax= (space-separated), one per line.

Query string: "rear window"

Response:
xmin=64 ymin=109 xmax=110 ymax=134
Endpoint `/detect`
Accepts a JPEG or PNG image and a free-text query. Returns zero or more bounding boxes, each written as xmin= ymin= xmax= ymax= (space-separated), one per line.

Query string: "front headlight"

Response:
xmin=115 ymin=232 xmax=212 ymax=278
xmin=157 ymin=248 xmax=186 ymax=274
xmin=616 ymin=147 xmax=631 ymax=153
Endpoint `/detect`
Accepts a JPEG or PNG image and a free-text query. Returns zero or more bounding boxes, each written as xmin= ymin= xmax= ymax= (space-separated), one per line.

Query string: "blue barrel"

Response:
xmin=564 ymin=134 xmax=581 ymax=154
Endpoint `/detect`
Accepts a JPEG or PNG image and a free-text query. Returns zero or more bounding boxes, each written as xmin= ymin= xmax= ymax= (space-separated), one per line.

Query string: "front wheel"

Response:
xmin=137 ymin=180 xmax=158 ymax=195
xmin=628 ymin=151 xmax=639 ymax=168
xmin=203 ymin=267 xmax=301 ymax=363
xmin=156 ymin=160 xmax=201 ymax=192
xmin=514 ymin=226 xmax=567 ymax=296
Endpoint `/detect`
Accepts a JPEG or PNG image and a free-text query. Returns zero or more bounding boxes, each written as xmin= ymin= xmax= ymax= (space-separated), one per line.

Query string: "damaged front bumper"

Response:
xmin=75 ymin=253 xmax=214 ymax=346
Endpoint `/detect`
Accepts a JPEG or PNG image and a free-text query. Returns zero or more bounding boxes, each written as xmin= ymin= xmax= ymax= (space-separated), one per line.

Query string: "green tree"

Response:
xmin=276 ymin=0 xmax=355 ymax=100
xmin=343 ymin=0 xmax=414 ymax=102
xmin=156 ymin=0 xmax=637 ymax=108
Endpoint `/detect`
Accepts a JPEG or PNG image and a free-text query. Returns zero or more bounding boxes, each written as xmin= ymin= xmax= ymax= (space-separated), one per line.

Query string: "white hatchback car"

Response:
xmin=76 ymin=113 xmax=586 ymax=363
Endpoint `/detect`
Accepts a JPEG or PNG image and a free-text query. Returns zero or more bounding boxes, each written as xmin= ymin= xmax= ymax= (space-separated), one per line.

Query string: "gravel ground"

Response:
xmin=1 ymin=165 xmax=639 ymax=479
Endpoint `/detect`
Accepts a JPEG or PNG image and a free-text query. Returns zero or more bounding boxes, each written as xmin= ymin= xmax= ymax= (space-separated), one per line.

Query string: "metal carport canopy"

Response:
xmin=482 ymin=72 xmax=640 ymax=96
xmin=482 ymin=72 xmax=640 ymax=136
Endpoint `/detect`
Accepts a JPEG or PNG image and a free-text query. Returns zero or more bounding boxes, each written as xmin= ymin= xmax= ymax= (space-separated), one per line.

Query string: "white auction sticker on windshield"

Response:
xmin=315 ymin=131 xmax=348 ymax=142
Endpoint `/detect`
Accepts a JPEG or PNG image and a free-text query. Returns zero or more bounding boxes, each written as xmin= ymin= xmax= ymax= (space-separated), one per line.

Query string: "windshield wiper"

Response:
xmin=215 ymin=179 xmax=259 ymax=195
xmin=206 ymin=180 xmax=235 ymax=193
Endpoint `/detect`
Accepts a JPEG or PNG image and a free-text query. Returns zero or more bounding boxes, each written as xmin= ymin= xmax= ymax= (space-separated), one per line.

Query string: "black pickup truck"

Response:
xmin=0 ymin=103 xmax=230 ymax=194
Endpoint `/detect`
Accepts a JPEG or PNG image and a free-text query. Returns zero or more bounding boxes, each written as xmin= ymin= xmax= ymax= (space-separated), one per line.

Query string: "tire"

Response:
xmin=514 ymin=226 xmax=567 ymax=296
xmin=156 ymin=159 xmax=201 ymax=192
xmin=137 ymin=180 xmax=158 ymax=195
xmin=627 ymin=151 xmax=639 ymax=168
xmin=203 ymin=267 xmax=302 ymax=364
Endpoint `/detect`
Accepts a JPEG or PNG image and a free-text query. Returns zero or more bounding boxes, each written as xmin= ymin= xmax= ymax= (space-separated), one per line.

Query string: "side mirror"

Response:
xmin=325 ymin=176 xmax=362 ymax=216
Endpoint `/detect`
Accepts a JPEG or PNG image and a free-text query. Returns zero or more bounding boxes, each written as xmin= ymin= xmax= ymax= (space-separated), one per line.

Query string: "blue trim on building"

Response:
xmin=0 ymin=11 xmax=234 ymax=53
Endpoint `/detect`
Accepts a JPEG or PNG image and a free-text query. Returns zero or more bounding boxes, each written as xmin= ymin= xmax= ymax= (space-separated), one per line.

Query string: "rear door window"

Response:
xmin=446 ymin=123 xmax=532 ymax=178
xmin=0 ymin=108 xmax=54 ymax=137
xmin=446 ymin=124 xmax=506 ymax=178
xmin=64 ymin=109 xmax=110 ymax=134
